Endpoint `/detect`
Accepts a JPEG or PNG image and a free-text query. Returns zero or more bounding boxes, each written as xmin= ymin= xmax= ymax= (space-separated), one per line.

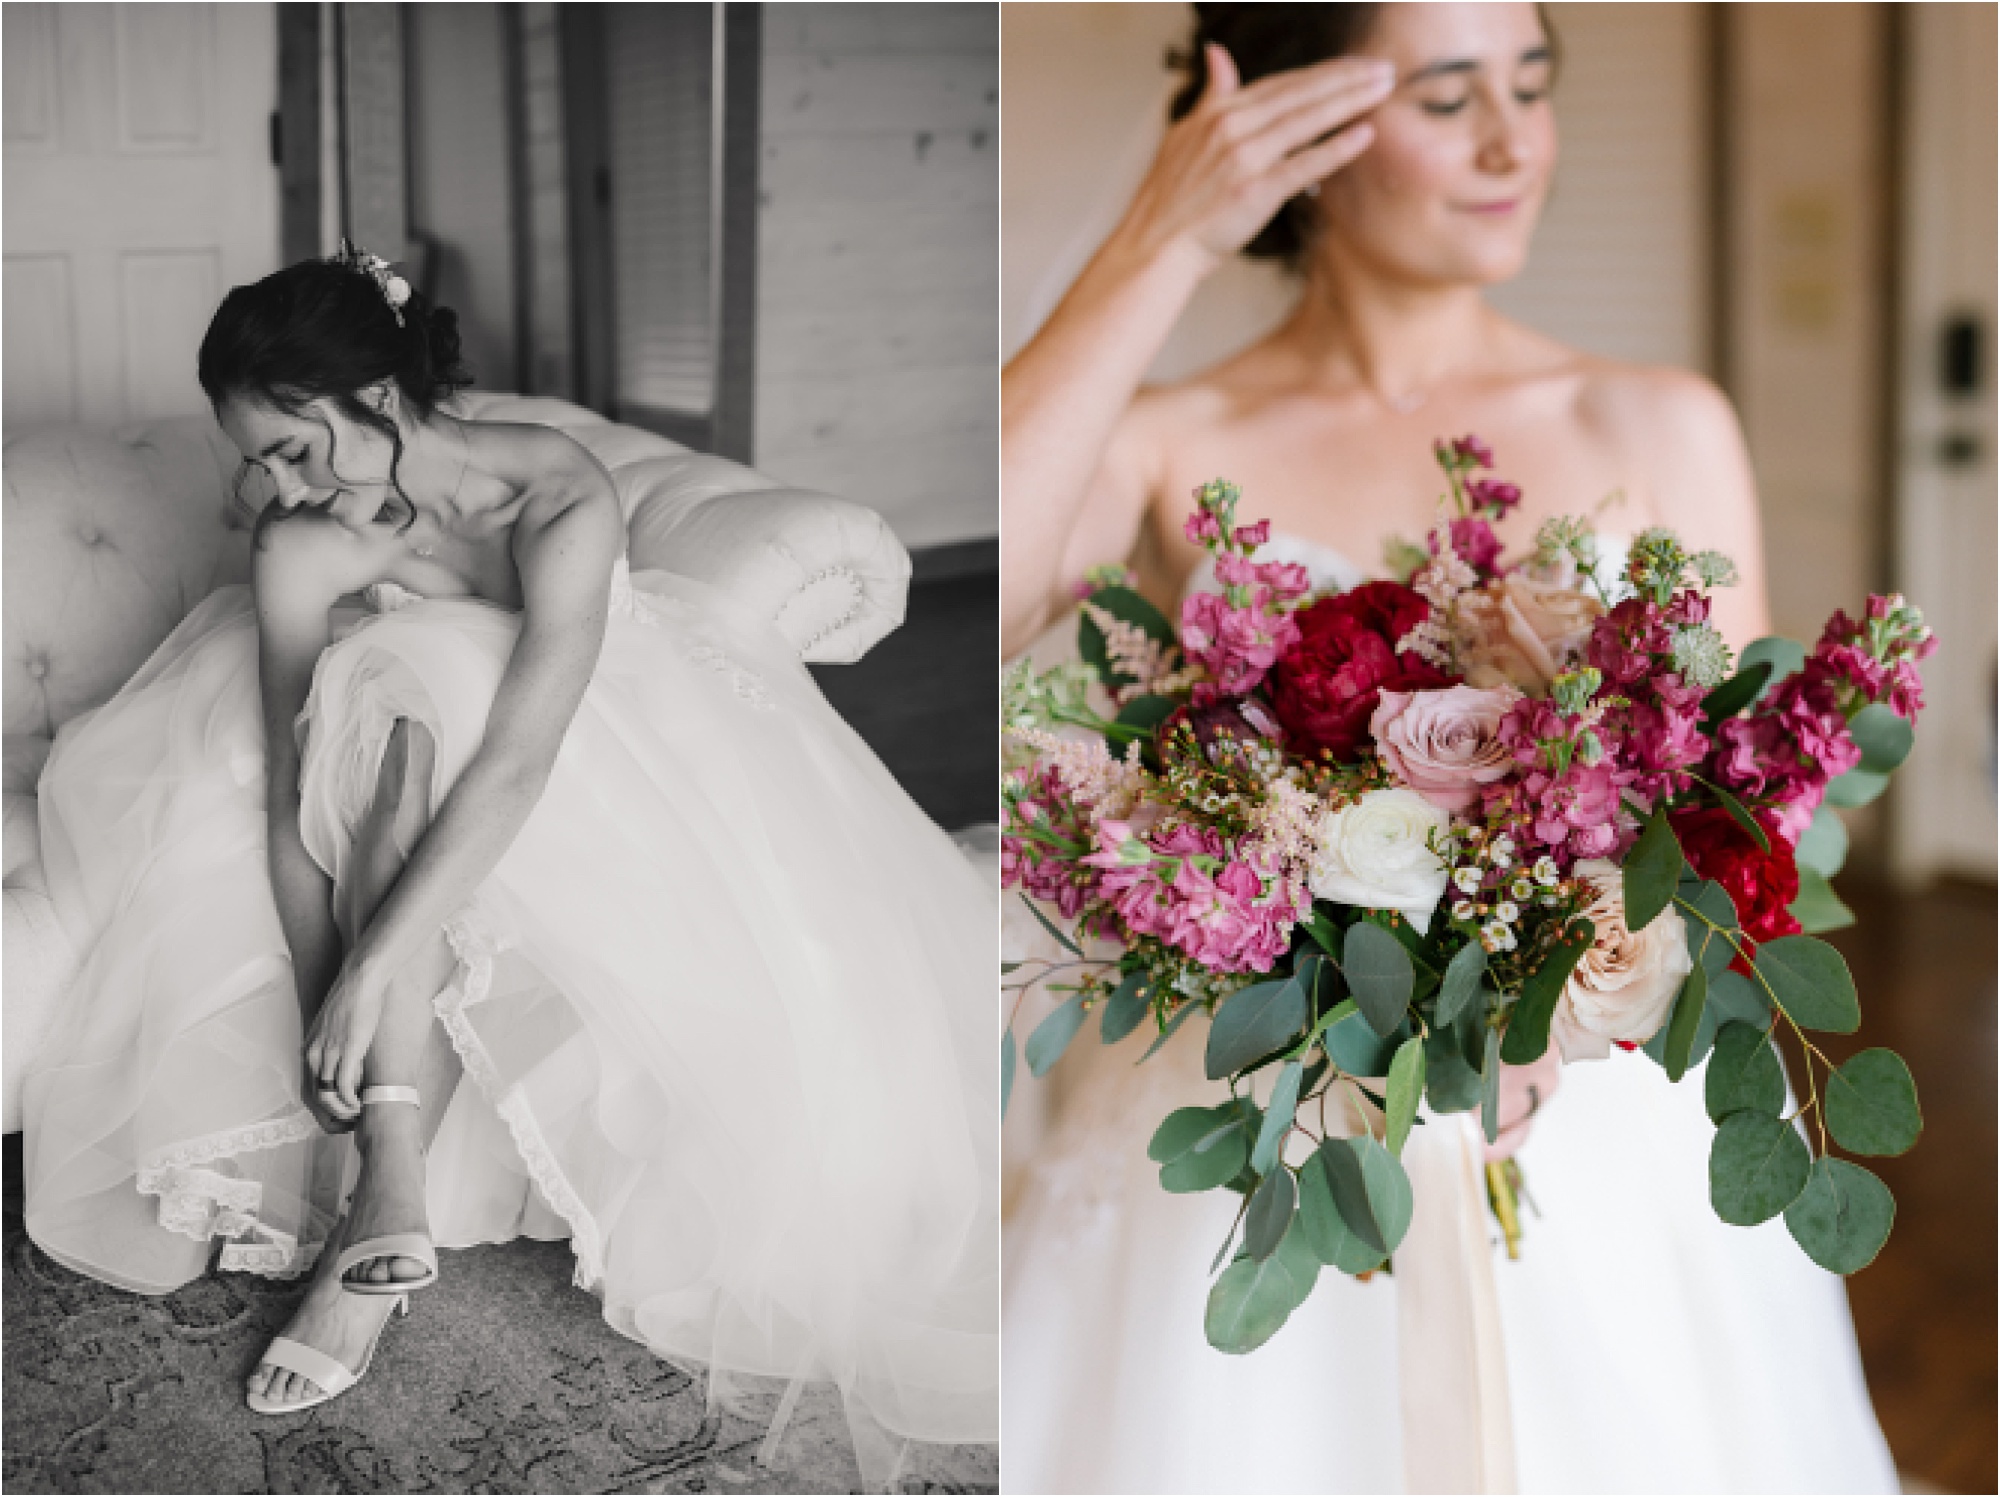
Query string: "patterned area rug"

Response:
xmin=2 ymin=1138 xmax=996 ymax=1495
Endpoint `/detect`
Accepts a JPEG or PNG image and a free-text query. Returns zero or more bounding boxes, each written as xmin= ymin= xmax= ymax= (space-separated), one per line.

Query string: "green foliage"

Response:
xmin=1019 ymin=893 xmax=1081 ymax=957
xmin=1499 ymin=920 xmax=1595 ymax=1065
xmin=1623 ymin=813 xmax=1684 ymax=932
xmin=1825 ymin=766 xmax=1888 ymax=808
xmin=1243 ymin=1166 xmax=1297 ymax=1261
xmin=1677 ymin=878 xmax=1742 ymax=981
xmin=1026 ymin=992 xmax=1089 ymax=1077
xmin=1300 ymin=909 xmax=1344 ymax=964
xmin=1204 ymin=1219 xmax=1320 ymax=1354
xmin=1712 ymin=784 xmax=1771 ymax=852
xmin=1077 ymin=584 xmax=1174 ymax=686
xmin=1113 ymin=693 xmax=1178 ymax=737
xmin=1824 ymin=1049 xmax=1922 ymax=1157
xmin=1754 ymin=936 xmax=1860 ymax=1034
xmin=1784 ymin=1158 xmax=1896 ymax=1274
xmin=1794 ymin=804 xmax=1849 ymax=880
xmin=1789 ymin=866 xmax=1856 ymax=934
xmin=1297 ymin=1143 xmax=1388 ymax=1273
xmin=1435 ymin=940 xmax=1487 ymax=1028
xmin=1250 ymin=1061 xmax=1303 ymax=1175
xmin=1709 ymin=1111 xmax=1811 ymax=1226
xmin=1847 ymin=703 xmax=1914 ymax=774
xmin=1660 ymin=962 xmax=1708 ymax=1082
xmin=1320 ymin=1135 xmax=1415 ymax=1256
xmin=1700 ymin=660 xmax=1772 ymax=729
xmin=1737 ymin=636 xmax=1807 ymax=699
xmin=1001 ymin=1028 xmax=1016 ymax=1118
xmin=1704 ymin=1022 xmax=1785 ymax=1123
xmin=1205 ymin=976 xmax=1309 ymax=1080
xmin=1384 ymin=1037 xmax=1426 ymax=1156
xmin=1099 ymin=971 xmax=1152 ymax=1044
xmin=1424 ymin=1026 xmax=1484 ymax=1114
xmin=1343 ymin=921 xmax=1416 ymax=1038
xmin=1138 ymin=1000 xmax=1199 ymax=1062
xmin=1480 ymin=1024 xmax=1503 ymax=1143
xmin=1155 ymin=1104 xmax=1253 ymax=1194
xmin=1321 ymin=1003 xmax=1401 ymax=1078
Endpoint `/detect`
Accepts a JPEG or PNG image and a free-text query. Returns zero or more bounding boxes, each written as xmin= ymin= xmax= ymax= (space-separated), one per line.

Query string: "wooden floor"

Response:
xmin=1812 ymin=878 xmax=1997 ymax=1494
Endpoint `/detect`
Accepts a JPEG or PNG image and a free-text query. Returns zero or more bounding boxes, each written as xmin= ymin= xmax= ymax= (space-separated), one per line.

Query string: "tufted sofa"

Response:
xmin=2 ymin=391 xmax=913 ymax=1131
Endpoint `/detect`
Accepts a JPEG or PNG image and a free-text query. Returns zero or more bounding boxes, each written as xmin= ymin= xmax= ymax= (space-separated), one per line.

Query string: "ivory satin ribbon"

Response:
xmin=1325 ymin=1090 xmax=1518 ymax=1494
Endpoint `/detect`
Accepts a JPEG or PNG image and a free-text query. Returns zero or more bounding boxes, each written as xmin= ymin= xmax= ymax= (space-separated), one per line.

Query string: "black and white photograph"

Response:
xmin=2 ymin=4 xmax=999 ymax=1493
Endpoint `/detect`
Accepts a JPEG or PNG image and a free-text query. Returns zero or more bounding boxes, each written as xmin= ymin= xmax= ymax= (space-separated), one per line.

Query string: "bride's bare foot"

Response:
xmin=244 ymin=1221 xmax=403 ymax=1409
xmin=340 ymin=1096 xmax=434 ymax=1288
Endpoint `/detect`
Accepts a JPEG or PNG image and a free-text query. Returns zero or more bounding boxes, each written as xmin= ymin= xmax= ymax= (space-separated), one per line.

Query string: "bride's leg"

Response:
xmin=247 ymin=718 xmax=459 ymax=1407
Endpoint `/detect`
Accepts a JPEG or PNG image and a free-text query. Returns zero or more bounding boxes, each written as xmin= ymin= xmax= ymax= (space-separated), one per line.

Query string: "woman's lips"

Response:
xmin=1456 ymin=198 xmax=1520 ymax=216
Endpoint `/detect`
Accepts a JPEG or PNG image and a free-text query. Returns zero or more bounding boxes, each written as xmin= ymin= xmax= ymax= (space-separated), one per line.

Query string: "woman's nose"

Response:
xmin=272 ymin=472 xmax=316 ymax=507
xmin=1476 ymin=98 xmax=1530 ymax=175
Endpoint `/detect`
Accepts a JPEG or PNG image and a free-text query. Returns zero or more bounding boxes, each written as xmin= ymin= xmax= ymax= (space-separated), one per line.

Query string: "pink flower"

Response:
xmin=1465 ymin=478 xmax=1522 ymax=518
xmin=1370 ymin=684 xmax=1521 ymax=813
xmin=1458 ymin=575 xmax=1604 ymax=695
xmin=1444 ymin=435 xmax=1494 ymax=469
xmin=1084 ymin=821 xmax=1299 ymax=973
xmin=1431 ymin=517 xmax=1502 ymax=575
xmin=1233 ymin=520 xmax=1272 ymax=549
xmin=1185 ymin=511 xmax=1223 ymax=545
xmin=1180 ymin=591 xmax=1301 ymax=699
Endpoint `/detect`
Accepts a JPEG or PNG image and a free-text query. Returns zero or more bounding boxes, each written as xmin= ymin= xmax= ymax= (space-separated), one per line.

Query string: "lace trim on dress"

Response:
xmin=433 ymin=902 xmax=611 ymax=1293
xmin=686 ymin=637 xmax=777 ymax=712
xmin=134 ymin=1110 xmax=324 ymax=1277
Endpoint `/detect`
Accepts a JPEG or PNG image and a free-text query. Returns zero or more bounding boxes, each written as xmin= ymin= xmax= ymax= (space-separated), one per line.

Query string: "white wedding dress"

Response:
xmin=1001 ymin=534 xmax=1897 ymax=1495
xmin=23 ymin=557 xmax=997 ymax=1488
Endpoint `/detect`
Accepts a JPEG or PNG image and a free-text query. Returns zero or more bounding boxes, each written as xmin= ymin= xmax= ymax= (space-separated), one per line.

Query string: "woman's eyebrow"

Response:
xmin=257 ymin=438 xmax=293 ymax=458
xmin=1404 ymin=45 xmax=1553 ymax=85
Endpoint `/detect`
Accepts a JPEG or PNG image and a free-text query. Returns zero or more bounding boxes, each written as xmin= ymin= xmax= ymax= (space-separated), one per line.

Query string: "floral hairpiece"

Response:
xmin=330 ymin=237 xmax=411 ymax=327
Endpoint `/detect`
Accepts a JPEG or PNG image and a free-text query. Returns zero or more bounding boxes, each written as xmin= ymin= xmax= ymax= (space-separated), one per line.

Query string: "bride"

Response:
xmin=22 ymin=245 xmax=995 ymax=1489
xmin=1000 ymin=4 xmax=1895 ymax=1491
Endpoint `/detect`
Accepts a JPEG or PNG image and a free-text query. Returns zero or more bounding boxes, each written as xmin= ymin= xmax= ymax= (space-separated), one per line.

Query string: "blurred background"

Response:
xmin=4 ymin=0 xmax=998 ymax=830
xmin=1004 ymin=4 xmax=1995 ymax=1491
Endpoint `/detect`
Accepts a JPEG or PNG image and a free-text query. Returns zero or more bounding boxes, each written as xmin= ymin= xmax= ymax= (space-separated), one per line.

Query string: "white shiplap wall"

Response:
xmin=754 ymin=3 xmax=998 ymax=549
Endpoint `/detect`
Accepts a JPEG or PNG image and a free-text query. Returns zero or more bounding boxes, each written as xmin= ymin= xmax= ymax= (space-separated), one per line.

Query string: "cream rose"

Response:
xmin=1370 ymin=684 xmax=1521 ymax=814
xmin=1457 ymin=575 xmax=1604 ymax=695
xmin=1309 ymin=787 xmax=1451 ymax=935
xmin=1551 ymin=858 xmax=1694 ymax=1062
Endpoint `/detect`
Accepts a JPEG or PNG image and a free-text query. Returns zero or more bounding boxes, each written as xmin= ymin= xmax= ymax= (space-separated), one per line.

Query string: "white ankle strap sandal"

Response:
xmin=334 ymin=1085 xmax=439 ymax=1297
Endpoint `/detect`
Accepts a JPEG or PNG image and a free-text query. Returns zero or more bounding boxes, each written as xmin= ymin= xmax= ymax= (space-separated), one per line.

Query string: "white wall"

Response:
xmin=754 ymin=3 xmax=999 ymax=549
xmin=1001 ymin=3 xmax=1712 ymax=380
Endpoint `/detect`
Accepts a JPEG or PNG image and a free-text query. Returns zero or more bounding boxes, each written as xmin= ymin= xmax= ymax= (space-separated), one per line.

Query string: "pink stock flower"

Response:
xmin=1185 ymin=511 xmax=1223 ymax=545
xmin=1234 ymin=520 xmax=1272 ymax=549
xmin=1465 ymin=478 xmax=1522 ymax=518
xmin=1000 ymin=765 xmax=1102 ymax=919
xmin=1486 ymin=697 xmax=1626 ymax=865
xmin=1430 ymin=517 xmax=1502 ymax=576
xmin=1180 ymin=590 xmax=1302 ymax=700
xmin=1084 ymin=821 xmax=1299 ymax=973
xmin=1443 ymin=435 xmax=1494 ymax=469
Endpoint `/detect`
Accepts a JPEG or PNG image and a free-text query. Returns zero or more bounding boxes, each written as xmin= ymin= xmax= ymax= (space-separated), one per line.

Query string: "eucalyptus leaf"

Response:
xmin=1026 ymin=992 xmax=1089 ymax=1077
xmin=1113 ymin=693 xmax=1178 ymax=738
xmin=1824 ymin=1049 xmax=1922 ymax=1157
xmin=1784 ymin=1157 xmax=1895 ymax=1274
xmin=1700 ymin=660 xmax=1772 ymax=728
xmin=1320 ymin=1134 xmax=1414 ymax=1256
xmin=1713 ymin=786 xmax=1771 ymax=853
xmin=1243 ymin=1166 xmax=1298 ymax=1261
xmin=1206 ymin=977 xmax=1309 ymax=1080
xmin=1795 ymin=804 xmax=1850 ymax=880
xmin=1738 ymin=636 xmax=1807 ymax=698
xmin=1204 ymin=1219 xmax=1320 ymax=1354
xmin=1661 ymin=961 xmax=1708 ymax=1082
xmin=1150 ymin=1106 xmax=1229 ymax=1163
xmin=1301 ymin=909 xmax=1344 ymax=964
xmin=1848 ymin=703 xmax=1915 ymax=774
xmin=1436 ymin=940 xmax=1487 ymax=1029
xmin=1250 ymin=1061 xmax=1304 ymax=1175
xmin=1342 ymin=921 xmax=1416 ymax=1038
xmin=1624 ymin=812 xmax=1684 ymax=932
xmin=1139 ymin=999 xmax=1199 ymax=1063
xmin=1709 ymin=1111 xmax=1812 ymax=1226
xmin=1160 ymin=1120 xmax=1250 ymax=1194
xmin=1297 ymin=1143 xmax=1388 ymax=1274
xmin=1706 ymin=967 xmax=1771 ymax=1027
xmin=1001 ymin=1028 xmax=1016 ymax=1118
xmin=1500 ymin=920 xmax=1595 ymax=1065
xmin=1704 ymin=1021 xmax=1786 ymax=1123
xmin=1322 ymin=1004 xmax=1399 ymax=1078
xmin=1789 ymin=866 xmax=1856 ymax=935
xmin=1754 ymin=936 xmax=1860 ymax=1034
xmin=1384 ymin=1037 xmax=1426 ymax=1156
xmin=1019 ymin=893 xmax=1081 ymax=957
xmin=1424 ymin=1029 xmax=1484 ymax=1114
xmin=1480 ymin=1023 xmax=1502 ymax=1144
xmin=1825 ymin=766 xmax=1888 ymax=809
xmin=1099 ymin=971 xmax=1152 ymax=1044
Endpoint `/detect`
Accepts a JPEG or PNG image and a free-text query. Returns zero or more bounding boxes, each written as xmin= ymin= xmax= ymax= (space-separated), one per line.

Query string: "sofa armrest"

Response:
xmin=623 ymin=458 xmax=912 ymax=665
xmin=4 ymin=733 xmax=75 ymax=1133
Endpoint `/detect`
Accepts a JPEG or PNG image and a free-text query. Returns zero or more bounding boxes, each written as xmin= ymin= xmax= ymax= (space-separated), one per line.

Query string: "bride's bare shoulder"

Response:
xmin=1566 ymin=352 xmax=1749 ymax=472
xmin=1121 ymin=339 xmax=1301 ymax=445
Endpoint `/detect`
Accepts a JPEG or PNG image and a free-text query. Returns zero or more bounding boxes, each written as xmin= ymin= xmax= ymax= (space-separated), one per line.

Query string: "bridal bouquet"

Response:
xmin=1002 ymin=437 xmax=1933 ymax=1354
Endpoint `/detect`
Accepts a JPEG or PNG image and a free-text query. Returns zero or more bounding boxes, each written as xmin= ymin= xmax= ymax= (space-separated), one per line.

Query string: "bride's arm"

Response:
xmin=304 ymin=461 xmax=625 ymax=1112
xmin=1001 ymin=48 xmax=1392 ymax=654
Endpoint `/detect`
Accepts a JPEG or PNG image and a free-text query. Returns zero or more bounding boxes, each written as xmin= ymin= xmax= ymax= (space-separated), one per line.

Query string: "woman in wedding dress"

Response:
xmin=1000 ymin=5 xmax=1896 ymax=1491
xmin=21 ymin=248 xmax=995 ymax=1488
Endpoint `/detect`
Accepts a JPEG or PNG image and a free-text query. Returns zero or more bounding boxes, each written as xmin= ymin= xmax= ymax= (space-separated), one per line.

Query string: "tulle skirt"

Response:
xmin=23 ymin=566 xmax=997 ymax=1486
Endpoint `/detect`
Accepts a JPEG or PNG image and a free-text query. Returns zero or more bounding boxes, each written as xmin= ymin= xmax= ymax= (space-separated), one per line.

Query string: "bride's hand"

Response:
xmin=1483 ymin=1049 xmax=1562 ymax=1162
xmin=302 ymin=958 xmax=386 ymax=1123
xmin=1111 ymin=44 xmax=1394 ymax=272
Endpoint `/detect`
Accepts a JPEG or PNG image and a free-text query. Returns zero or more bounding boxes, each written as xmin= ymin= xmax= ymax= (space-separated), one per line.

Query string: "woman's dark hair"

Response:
xmin=1168 ymin=3 xmax=1559 ymax=270
xmin=197 ymin=251 xmax=472 ymax=532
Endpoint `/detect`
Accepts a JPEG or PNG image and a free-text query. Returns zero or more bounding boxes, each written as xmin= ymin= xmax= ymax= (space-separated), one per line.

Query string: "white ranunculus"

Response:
xmin=1309 ymin=787 xmax=1451 ymax=934
xmin=1551 ymin=859 xmax=1694 ymax=1062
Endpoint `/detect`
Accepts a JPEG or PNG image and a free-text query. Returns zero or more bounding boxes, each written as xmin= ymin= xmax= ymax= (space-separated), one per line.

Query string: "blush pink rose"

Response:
xmin=1457 ymin=576 xmax=1604 ymax=695
xmin=1369 ymin=685 xmax=1521 ymax=813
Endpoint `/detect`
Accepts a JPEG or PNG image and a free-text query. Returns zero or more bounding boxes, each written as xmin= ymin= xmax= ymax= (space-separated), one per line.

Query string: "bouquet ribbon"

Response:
xmin=1332 ymin=1089 xmax=1517 ymax=1493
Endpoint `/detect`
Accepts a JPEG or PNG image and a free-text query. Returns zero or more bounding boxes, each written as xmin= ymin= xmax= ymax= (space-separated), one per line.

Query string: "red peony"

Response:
xmin=1266 ymin=582 xmax=1453 ymax=761
xmin=1669 ymin=806 xmax=1802 ymax=974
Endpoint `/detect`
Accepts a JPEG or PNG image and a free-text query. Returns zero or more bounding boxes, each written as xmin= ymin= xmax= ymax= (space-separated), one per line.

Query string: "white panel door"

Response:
xmin=1891 ymin=2 xmax=1998 ymax=885
xmin=2 ymin=3 xmax=279 ymax=431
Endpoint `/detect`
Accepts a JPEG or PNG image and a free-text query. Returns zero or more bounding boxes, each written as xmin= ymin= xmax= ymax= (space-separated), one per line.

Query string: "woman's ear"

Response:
xmin=358 ymin=380 xmax=399 ymax=421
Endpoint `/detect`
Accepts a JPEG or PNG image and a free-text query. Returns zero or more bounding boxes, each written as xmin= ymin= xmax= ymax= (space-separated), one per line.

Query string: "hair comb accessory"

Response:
xmin=330 ymin=237 xmax=411 ymax=327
